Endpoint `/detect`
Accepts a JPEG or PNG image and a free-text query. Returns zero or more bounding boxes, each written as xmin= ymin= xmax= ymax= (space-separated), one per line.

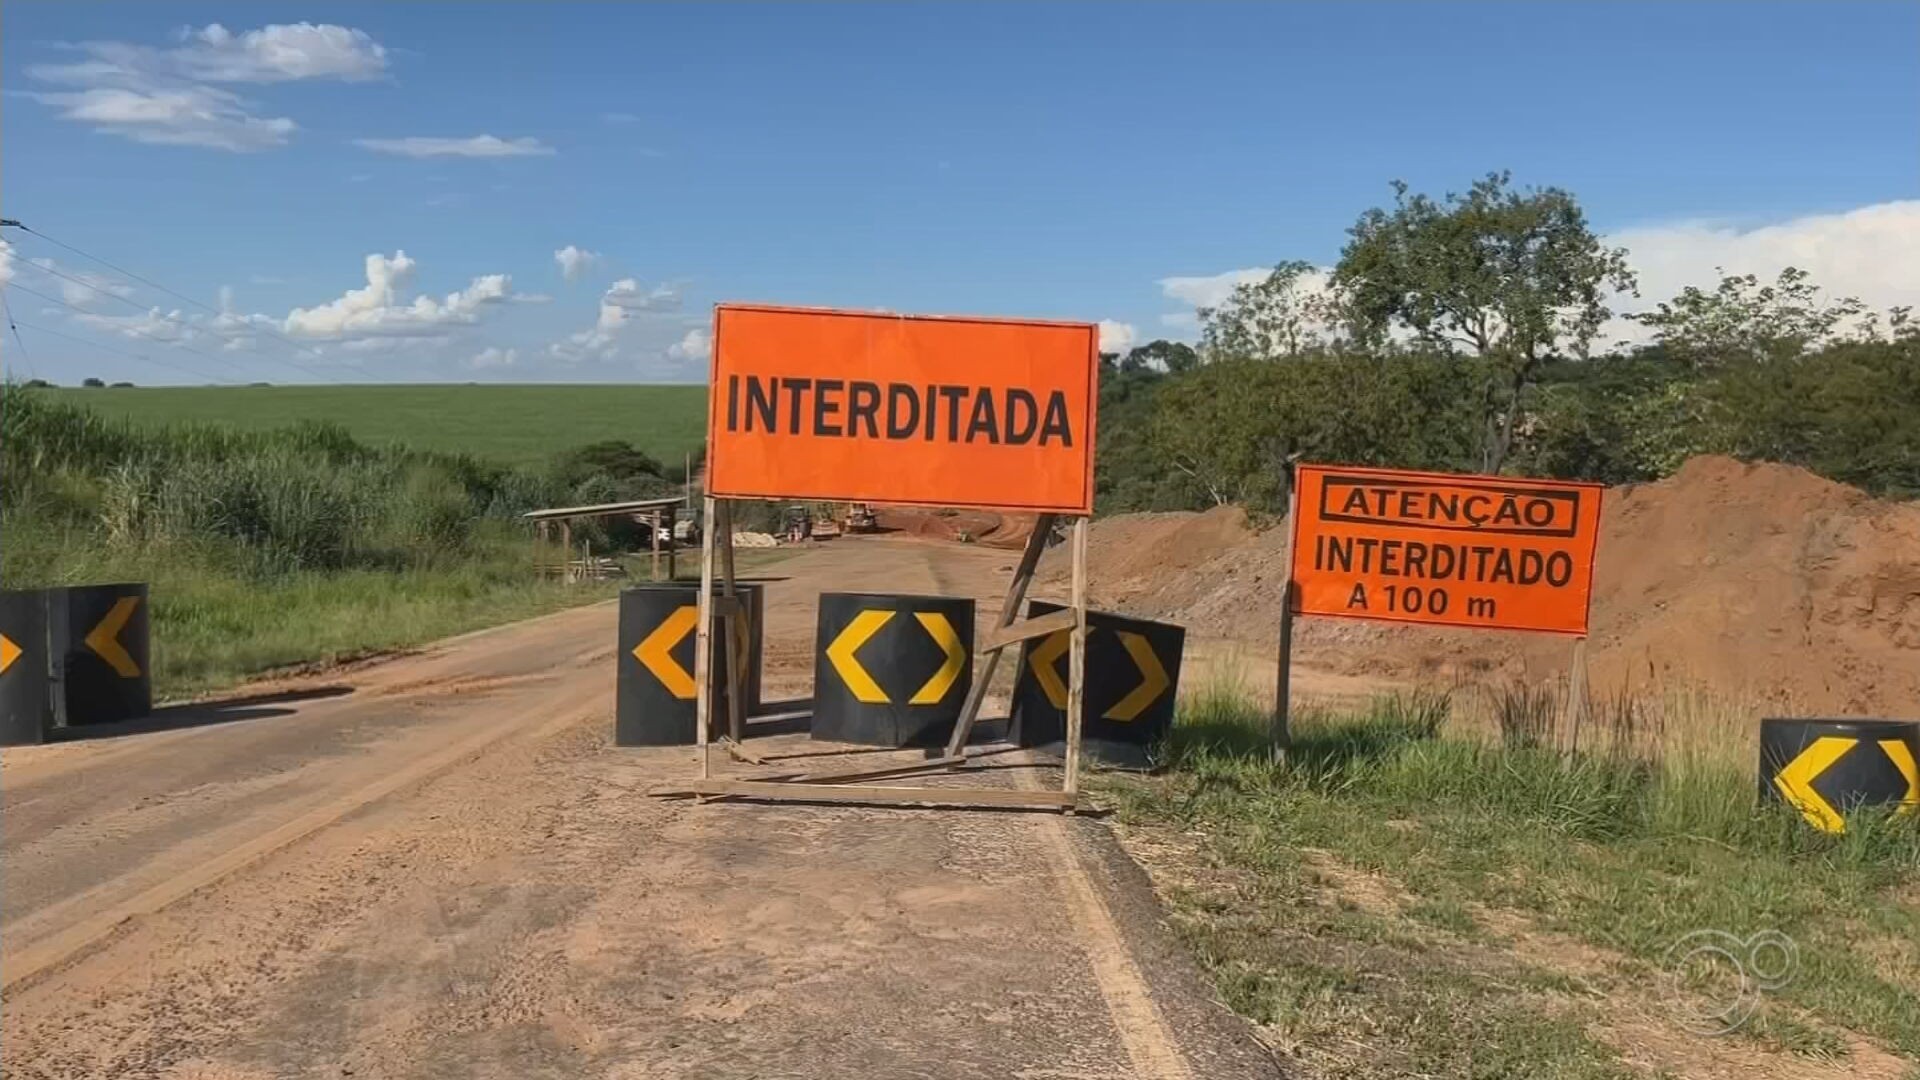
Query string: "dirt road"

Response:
xmin=2 ymin=536 xmax=1277 ymax=1080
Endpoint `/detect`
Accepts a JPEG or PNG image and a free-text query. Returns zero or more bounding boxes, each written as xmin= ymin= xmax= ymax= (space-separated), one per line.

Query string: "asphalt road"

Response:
xmin=1 ymin=535 xmax=1278 ymax=1079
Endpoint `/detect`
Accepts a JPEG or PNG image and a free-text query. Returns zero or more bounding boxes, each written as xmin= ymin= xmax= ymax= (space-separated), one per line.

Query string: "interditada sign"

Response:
xmin=1289 ymin=464 xmax=1603 ymax=635
xmin=707 ymin=304 xmax=1099 ymax=514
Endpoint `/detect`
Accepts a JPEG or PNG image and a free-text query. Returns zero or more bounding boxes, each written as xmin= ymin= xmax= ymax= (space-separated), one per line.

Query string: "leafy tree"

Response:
xmin=1146 ymin=352 xmax=1478 ymax=513
xmin=1197 ymin=261 xmax=1343 ymax=360
xmin=82 ymin=377 xmax=105 ymax=388
xmin=1625 ymin=266 xmax=1876 ymax=367
xmin=1333 ymin=172 xmax=1636 ymax=473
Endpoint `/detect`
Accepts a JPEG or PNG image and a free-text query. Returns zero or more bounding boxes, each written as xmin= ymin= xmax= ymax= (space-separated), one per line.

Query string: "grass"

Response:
xmin=53 ymin=384 xmax=709 ymax=470
xmin=1104 ymin=681 xmax=1920 ymax=1077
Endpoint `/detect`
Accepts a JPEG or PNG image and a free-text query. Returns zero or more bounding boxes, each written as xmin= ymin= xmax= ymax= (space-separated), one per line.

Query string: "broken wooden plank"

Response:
xmin=977 ymin=608 xmax=1079 ymax=653
xmin=649 ymin=780 xmax=1075 ymax=809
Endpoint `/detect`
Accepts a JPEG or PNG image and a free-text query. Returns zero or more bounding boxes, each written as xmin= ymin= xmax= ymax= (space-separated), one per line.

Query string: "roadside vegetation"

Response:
xmin=0 ymin=388 xmax=691 ymax=698
xmin=1104 ymin=683 xmax=1920 ymax=1077
xmin=1095 ymin=172 xmax=1920 ymax=515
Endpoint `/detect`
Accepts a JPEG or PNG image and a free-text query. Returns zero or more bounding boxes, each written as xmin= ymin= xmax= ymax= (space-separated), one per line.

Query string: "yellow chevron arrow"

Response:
xmin=826 ymin=610 xmax=893 ymax=703
xmin=909 ymin=612 xmax=966 ymax=705
xmin=1105 ymin=631 xmax=1170 ymax=722
xmin=1773 ymin=736 xmax=1855 ymax=834
xmin=1882 ymin=739 xmax=1919 ymax=814
xmin=84 ymin=596 xmax=142 ymax=678
xmin=1027 ymin=629 xmax=1069 ymax=710
xmin=0 ymin=632 xmax=20 ymax=676
xmin=633 ymin=604 xmax=699 ymax=699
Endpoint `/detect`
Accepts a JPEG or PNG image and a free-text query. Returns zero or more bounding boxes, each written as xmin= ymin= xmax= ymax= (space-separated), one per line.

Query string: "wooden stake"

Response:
xmin=1272 ymin=482 xmax=1300 ymax=763
xmin=943 ymin=512 xmax=1056 ymax=759
xmin=1063 ymin=515 xmax=1089 ymax=803
xmin=693 ymin=496 xmax=718 ymax=778
xmin=650 ymin=509 xmax=663 ymax=582
xmin=717 ymin=500 xmax=745 ymax=745
xmin=1566 ymin=635 xmax=1590 ymax=755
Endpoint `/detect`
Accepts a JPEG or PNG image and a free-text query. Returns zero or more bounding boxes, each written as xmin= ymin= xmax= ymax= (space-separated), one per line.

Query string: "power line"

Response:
xmin=7 ymin=282 xmax=247 ymax=385
xmin=11 ymin=318 xmax=245 ymax=386
xmin=1 ymin=290 xmax=39 ymax=381
xmin=2 ymin=220 xmax=385 ymax=385
xmin=13 ymin=252 xmax=351 ymax=386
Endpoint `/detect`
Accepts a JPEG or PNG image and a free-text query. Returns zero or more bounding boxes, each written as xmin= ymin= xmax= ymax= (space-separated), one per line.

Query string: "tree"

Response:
xmin=1625 ymin=266 xmax=1872 ymax=367
xmin=1333 ymin=172 xmax=1636 ymax=473
xmin=82 ymin=377 xmax=105 ymax=388
xmin=1197 ymin=261 xmax=1343 ymax=361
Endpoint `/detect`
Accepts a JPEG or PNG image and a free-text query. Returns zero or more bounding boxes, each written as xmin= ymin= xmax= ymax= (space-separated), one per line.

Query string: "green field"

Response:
xmin=55 ymin=384 xmax=710 ymax=470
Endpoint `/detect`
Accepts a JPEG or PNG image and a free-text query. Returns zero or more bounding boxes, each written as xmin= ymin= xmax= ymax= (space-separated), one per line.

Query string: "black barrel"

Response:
xmin=812 ymin=592 xmax=974 ymax=747
xmin=616 ymin=583 xmax=763 ymax=746
xmin=1760 ymin=717 xmax=1920 ymax=834
xmin=0 ymin=589 xmax=51 ymax=746
xmin=48 ymin=583 xmax=151 ymax=727
xmin=1012 ymin=600 xmax=1185 ymax=769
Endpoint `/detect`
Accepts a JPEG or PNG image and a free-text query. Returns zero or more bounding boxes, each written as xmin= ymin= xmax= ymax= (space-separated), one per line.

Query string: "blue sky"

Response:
xmin=3 ymin=2 xmax=1916 ymax=385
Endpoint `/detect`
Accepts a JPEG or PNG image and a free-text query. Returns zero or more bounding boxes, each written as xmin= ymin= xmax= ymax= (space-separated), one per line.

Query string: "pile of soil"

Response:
xmin=873 ymin=507 xmax=1037 ymax=549
xmin=1039 ymin=457 xmax=1920 ymax=716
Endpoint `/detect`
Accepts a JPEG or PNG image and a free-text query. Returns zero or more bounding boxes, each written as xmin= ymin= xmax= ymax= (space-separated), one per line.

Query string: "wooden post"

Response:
xmin=943 ymin=512 xmax=1056 ymax=759
xmin=1271 ymin=482 xmax=1300 ymax=763
xmin=1063 ymin=515 xmax=1089 ymax=802
xmin=717 ymin=500 xmax=745 ymax=744
xmin=666 ymin=507 xmax=677 ymax=581
xmin=560 ymin=519 xmax=574 ymax=584
xmin=1565 ymin=636 xmax=1590 ymax=756
xmin=650 ymin=509 xmax=663 ymax=582
xmin=693 ymin=496 xmax=719 ymax=778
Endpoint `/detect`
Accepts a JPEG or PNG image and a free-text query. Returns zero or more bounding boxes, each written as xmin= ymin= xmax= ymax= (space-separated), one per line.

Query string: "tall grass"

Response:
xmin=1153 ymin=683 xmax=1920 ymax=865
xmin=0 ymin=384 xmax=642 ymax=697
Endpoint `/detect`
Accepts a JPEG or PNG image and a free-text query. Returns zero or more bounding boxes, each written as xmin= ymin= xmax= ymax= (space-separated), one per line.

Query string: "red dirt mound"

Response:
xmin=873 ymin=507 xmax=1039 ymax=549
xmin=1041 ymin=457 xmax=1920 ymax=716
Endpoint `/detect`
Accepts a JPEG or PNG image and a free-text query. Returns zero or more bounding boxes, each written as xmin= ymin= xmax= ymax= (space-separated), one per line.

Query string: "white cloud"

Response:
xmin=29 ymin=84 xmax=296 ymax=151
xmin=1158 ymin=268 xmax=1270 ymax=311
xmin=1604 ymin=200 xmax=1920 ymax=345
xmin=74 ymin=307 xmax=198 ymax=343
xmin=667 ymin=328 xmax=711 ymax=362
xmin=1097 ymin=319 xmax=1137 ymax=355
xmin=175 ymin=23 xmax=388 ymax=83
xmin=547 ymin=279 xmax=691 ymax=364
xmin=0 ymin=239 xmax=15 ymax=289
xmin=28 ymin=257 xmax=136 ymax=310
xmin=602 ymin=111 xmax=640 ymax=125
xmin=554 ymin=245 xmax=601 ymax=283
xmin=281 ymin=251 xmax=514 ymax=340
xmin=469 ymin=346 xmax=518 ymax=369
xmin=24 ymin=23 xmax=385 ymax=151
xmin=354 ymin=135 xmax=556 ymax=159
xmin=604 ymin=278 xmax=681 ymax=312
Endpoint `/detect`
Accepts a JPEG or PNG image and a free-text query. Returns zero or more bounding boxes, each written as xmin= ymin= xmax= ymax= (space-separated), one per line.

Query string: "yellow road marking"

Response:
xmin=1772 ymin=736 xmax=1855 ymax=834
xmin=1028 ymin=629 xmax=1070 ymax=709
xmin=826 ymin=609 xmax=893 ymax=703
xmin=1881 ymin=739 xmax=1919 ymax=813
xmin=1105 ymin=631 xmax=1169 ymax=722
xmin=633 ymin=604 xmax=699 ymax=698
xmin=84 ymin=597 xmax=142 ymax=678
xmin=908 ymin=612 xmax=965 ymax=705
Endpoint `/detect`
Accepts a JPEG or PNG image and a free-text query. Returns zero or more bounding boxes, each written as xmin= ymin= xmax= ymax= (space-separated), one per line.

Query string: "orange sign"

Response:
xmin=707 ymin=304 xmax=1098 ymax=513
xmin=1289 ymin=464 xmax=1603 ymax=635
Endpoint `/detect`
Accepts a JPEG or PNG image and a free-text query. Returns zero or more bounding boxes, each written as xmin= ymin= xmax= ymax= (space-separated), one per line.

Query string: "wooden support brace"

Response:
xmin=649 ymin=780 xmax=1076 ymax=810
xmin=977 ymin=608 xmax=1079 ymax=654
xmin=942 ymin=512 xmax=1057 ymax=759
